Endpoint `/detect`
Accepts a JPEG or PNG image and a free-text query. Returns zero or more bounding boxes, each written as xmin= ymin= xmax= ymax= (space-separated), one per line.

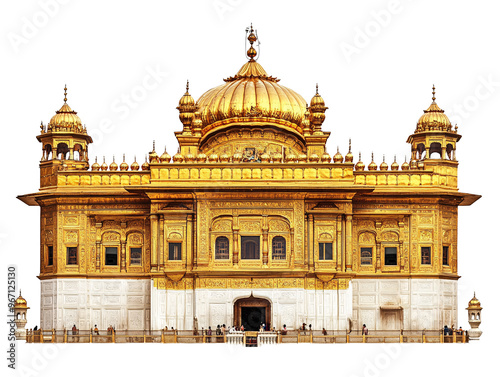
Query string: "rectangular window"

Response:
xmin=105 ymin=247 xmax=118 ymax=265
xmin=130 ymin=247 xmax=142 ymax=265
xmin=241 ymin=236 xmax=260 ymax=260
xmin=67 ymin=246 xmax=77 ymax=265
xmin=360 ymin=247 xmax=372 ymax=265
xmin=47 ymin=245 xmax=53 ymax=266
xmin=384 ymin=247 xmax=398 ymax=266
xmin=169 ymin=243 xmax=182 ymax=260
xmin=443 ymin=246 xmax=449 ymax=266
xmin=421 ymin=246 xmax=431 ymax=265
xmin=319 ymin=243 xmax=333 ymax=260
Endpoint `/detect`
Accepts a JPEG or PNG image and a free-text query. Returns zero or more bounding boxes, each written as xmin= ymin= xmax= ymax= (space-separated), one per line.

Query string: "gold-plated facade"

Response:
xmin=18 ymin=27 xmax=480 ymax=331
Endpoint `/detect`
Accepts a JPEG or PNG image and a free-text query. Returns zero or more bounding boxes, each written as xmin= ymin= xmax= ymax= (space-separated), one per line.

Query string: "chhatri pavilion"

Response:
xmin=18 ymin=26 xmax=480 ymax=332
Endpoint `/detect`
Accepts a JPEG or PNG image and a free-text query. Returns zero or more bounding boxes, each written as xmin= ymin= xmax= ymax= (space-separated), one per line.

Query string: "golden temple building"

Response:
xmin=18 ymin=26 xmax=480 ymax=333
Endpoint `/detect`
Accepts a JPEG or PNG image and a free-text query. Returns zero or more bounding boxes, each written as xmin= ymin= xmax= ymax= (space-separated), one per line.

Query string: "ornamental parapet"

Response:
xmin=55 ymin=171 xmax=150 ymax=186
xmin=149 ymin=163 xmax=354 ymax=182
xmin=353 ymin=168 xmax=457 ymax=188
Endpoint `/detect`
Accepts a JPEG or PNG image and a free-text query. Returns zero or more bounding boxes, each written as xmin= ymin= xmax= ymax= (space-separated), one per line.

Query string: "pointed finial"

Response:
xmin=394 ymin=155 xmax=397 ymax=162
xmin=134 ymin=155 xmax=137 ymax=162
xmin=19 ymin=289 xmax=22 ymax=297
xmin=383 ymin=154 xmax=386 ymax=162
xmin=64 ymin=84 xmax=67 ymax=102
xmin=246 ymin=24 xmax=258 ymax=61
xmin=103 ymin=156 xmax=106 ymax=163
xmin=186 ymin=80 xmax=190 ymax=93
xmin=359 ymin=152 xmax=362 ymax=160
xmin=123 ymin=153 xmax=126 ymax=162
xmin=113 ymin=155 xmax=115 ymax=162
xmin=348 ymin=138 xmax=352 ymax=152
xmin=432 ymin=84 xmax=436 ymax=102
xmin=95 ymin=156 xmax=98 ymax=163
xmin=316 ymin=83 xmax=319 ymax=95
xmin=153 ymin=140 xmax=156 ymax=152
xmin=371 ymin=152 xmax=374 ymax=161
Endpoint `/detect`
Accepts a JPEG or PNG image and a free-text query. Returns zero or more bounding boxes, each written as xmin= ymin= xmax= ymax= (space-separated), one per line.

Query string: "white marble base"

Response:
xmin=40 ymin=279 xmax=150 ymax=331
xmin=151 ymin=285 xmax=352 ymax=331
xmin=351 ymin=278 xmax=458 ymax=331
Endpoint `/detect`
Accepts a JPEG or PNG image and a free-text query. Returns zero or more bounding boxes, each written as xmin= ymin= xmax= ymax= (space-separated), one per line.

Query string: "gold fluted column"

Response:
xmin=262 ymin=215 xmax=269 ymax=265
xmin=186 ymin=214 xmax=193 ymax=270
xmin=290 ymin=228 xmax=295 ymax=268
xmin=150 ymin=214 xmax=158 ymax=272
xmin=345 ymin=215 xmax=353 ymax=271
xmin=335 ymin=215 xmax=342 ymax=271
xmin=232 ymin=228 xmax=239 ymax=265
xmin=95 ymin=222 xmax=102 ymax=271
xmin=159 ymin=215 xmax=164 ymax=270
xmin=120 ymin=242 xmax=126 ymax=272
xmin=307 ymin=214 xmax=314 ymax=271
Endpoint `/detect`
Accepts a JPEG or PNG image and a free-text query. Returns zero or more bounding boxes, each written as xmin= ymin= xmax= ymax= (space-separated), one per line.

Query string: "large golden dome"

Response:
xmin=15 ymin=291 xmax=28 ymax=308
xmin=196 ymin=61 xmax=307 ymax=137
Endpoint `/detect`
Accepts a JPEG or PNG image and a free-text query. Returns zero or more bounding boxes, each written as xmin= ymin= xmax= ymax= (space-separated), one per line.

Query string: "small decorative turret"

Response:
xmin=100 ymin=156 xmax=108 ymax=171
xmin=368 ymin=153 xmax=377 ymax=171
xmin=160 ymin=147 xmax=171 ymax=163
xmin=391 ymin=155 xmax=399 ymax=171
xmin=109 ymin=156 xmax=118 ymax=171
xmin=467 ymin=292 xmax=483 ymax=340
xmin=355 ymin=153 xmax=365 ymax=171
xmin=149 ymin=141 xmax=159 ymax=163
xmin=333 ymin=147 xmax=343 ymax=163
xmin=119 ymin=154 xmax=129 ymax=171
xmin=344 ymin=139 xmax=354 ymax=163
xmin=177 ymin=80 xmax=197 ymax=134
xmin=309 ymin=84 xmax=328 ymax=134
xmin=130 ymin=156 xmax=140 ymax=171
xmin=14 ymin=290 xmax=29 ymax=340
xmin=379 ymin=155 xmax=388 ymax=171
xmin=141 ymin=155 xmax=150 ymax=171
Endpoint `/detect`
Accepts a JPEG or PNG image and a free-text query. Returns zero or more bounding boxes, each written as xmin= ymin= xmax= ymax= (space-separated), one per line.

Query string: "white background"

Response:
xmin=1 ymin=0 xmax=498 ymax=376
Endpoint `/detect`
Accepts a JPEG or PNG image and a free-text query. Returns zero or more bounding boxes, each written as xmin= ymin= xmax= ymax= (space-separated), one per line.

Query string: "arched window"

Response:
xmin=272 ymin=236 xmax=286 ymax=260
xmin=429 ymin=142 xmax=442 ymax=159
xmin=57 ymin=143 xmax=69 ymax=160
xmin=215 ymin=236 xmax=230 ymax=259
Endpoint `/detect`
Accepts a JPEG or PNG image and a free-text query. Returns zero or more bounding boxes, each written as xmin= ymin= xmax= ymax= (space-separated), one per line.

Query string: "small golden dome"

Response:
xmin=380 ymin=156 xmax=389 ymax=171
xmin=355 ymin=153 xmax=365 ymax=171
xmin=310 ymin=84 xmax=325 ymax=107
xmin=172 ymin=152 xmax=184 ymax=163
xmin=272 ymin=152 xmax=283 ymax=163
xmin=219 ymin=153 xmax=230 ymax=163
xmin=160 ymin=148 xmax=171 ymax=163
xmin=415 ymin=85 xmax=452 ymax=132
xmin=47 ymin=86 xmax=84 ymax=132
xmin=401 ymin=157 xmax=410 ymax=170
xmin=15 ymin=291 xmax=28 ymax=308
xmin=178 ymin=80 xmax=195 ymax=107
xmin=196 ymin=153 xmax=207 ymax=163
xmin=297 ymin=153 xmax=307 ymax=163
xmin=344 ymin=140 xmax=354 ymax=163
xmin=391 ymin=156 xmax=399 ymax=171
xmin=91 ymin=157 xmax=100 ymax=171
xmin=321 ymin=152 xmax=331 ymax=163
xmin=368 ymin=154 xmax=377 ymax=171
xmin=417 ymin=160 xmax=425 ymax=169
xmin=333 ymin=147 xmax=343 ymax=163
xmin=309 ymin=153 xmax=320 ymax=163
xmin=109 ymin=156 xmax=118 ymax=171
xmin=149 ymin=142 xmax=159 ymax=163
xmin=100 ymin=157 xmax=108 ymax=171
xmin=130 ymin=157 xmax=140 ymax=171
xmin=141 ymin=156 xmax=150 ymax=171
xmin=208 ymin=153 xmax=218 ymax=163
xmin=185 ymin=153 xmax=195 ymax=163
xmin=119 ymin=155 xmax=129 ymax=171
xmin=468 ymin=293 xmax=482 ymax=309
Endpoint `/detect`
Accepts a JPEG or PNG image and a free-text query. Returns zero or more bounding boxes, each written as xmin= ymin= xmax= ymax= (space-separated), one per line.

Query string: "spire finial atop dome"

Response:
xmin=432 ymin=84 xmax=436 ymax=103
xmin=64 ymin=84 xmax=67 ymax=103
xmin=186 ymin=80 xmax=190 ymax=93
xmin=246 ymin=24 xmax=258 ymax=61
xmin=316 ymin=83 xmax=319 ymax=95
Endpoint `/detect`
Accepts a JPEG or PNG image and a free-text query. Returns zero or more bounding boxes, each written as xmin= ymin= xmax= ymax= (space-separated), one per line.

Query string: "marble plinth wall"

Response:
xmin=351 ymin=278 xmax=458 ymax=331
xmin=40 ymin=279 xmax=150 ymax=331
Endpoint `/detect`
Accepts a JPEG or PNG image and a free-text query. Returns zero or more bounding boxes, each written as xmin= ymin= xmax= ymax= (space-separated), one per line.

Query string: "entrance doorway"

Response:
xmin=234 ymin=297 xmax=271 ymax=331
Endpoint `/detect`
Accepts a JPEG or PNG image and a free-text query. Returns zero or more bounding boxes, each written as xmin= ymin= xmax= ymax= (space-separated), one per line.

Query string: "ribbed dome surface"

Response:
xmin=196 ymin=61 xmax=307 ymax=135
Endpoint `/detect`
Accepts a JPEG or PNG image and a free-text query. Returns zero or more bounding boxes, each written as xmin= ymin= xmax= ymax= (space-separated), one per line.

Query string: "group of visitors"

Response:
xmin=443 ymin=325 xmax=464 ymax=335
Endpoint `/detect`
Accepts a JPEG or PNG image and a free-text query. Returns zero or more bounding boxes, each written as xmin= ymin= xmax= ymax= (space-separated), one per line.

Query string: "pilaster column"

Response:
xmin=120 ymin=242 xmax=126 ymax=272
xmin=307 ymin=214 xmax=314 ymax=271
xmin=262 ymin=231 xmax=269 ymax=265
xmin=159 ymin=215 xmax=164 ymax=269
xmin=232 ymin=229 xmax=239 ymax=265
xmin=186 ymin=214 xmax=193 ymax=270
xmin=150 ymin=214 xmax=159 ymax=272
xmin=345 ymin=215 xmax=353 ymax=271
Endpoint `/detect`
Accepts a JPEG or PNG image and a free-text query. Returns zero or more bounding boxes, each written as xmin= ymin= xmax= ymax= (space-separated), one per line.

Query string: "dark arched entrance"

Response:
xmin=234 ymin=296 xmax=271 ymax=331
